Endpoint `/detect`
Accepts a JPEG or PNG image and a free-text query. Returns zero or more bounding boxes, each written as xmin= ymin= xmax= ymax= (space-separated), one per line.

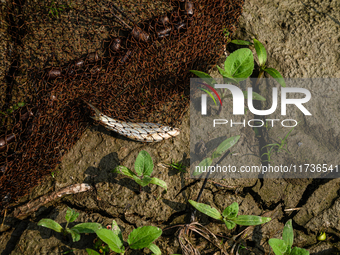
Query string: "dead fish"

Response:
xmin=87 ymin=102 xmax=180 ymax=142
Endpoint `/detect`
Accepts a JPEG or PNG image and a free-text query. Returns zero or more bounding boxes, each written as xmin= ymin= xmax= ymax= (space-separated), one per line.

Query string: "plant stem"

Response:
xmin=254 ymin=69 xmax=265 ymax=90
xmin=190 ymin=151 xmax=231 ymax=222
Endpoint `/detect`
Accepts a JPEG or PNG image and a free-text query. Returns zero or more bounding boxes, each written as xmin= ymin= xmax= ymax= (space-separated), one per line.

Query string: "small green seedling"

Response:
xmin=0 ymin=102 xmax=26 ymax=116
xmin=188 ymin=201 xmax=271 ymax=229
xmin=317 ymin=232 xmax=326 ymax=241
xmin=237 ymin=243 xmax=249 ymax=253
xmin=51 ymin=170 xmax=59 ymax=178
xmin=168 ymin=161 xmax=187 ymax=173
xmin=231 ymin=38 xmax=286 ymax=87
xmin=193 ymin=136 xmax=240 ymax=176
xmin=114 ymin=150 xmax=167 ymax=192
xmin=190 ymin=46 xmax=265 ymax=112
xmin=262 ymin=125 xmax=296 ymax=162
xmin=190 ymin=39 xmax=285 ymax=115
xmin=222 ymin=27 xmax=230 ymax=38
xmin=87 ymin=238 xmax=110 ymax=255
xmin=268 ymin=219 xmax=309 ymax=255
xmin=86 ymin=220 xmax=162 ymax=255
xmin=47 ymin=1 xmax=70 ymax=19
xmin=37 ymin=207 xmax=103 ymax=242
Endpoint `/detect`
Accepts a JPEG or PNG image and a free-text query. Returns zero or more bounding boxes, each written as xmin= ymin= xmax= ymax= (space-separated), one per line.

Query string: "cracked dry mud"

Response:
xmin=1 ymin=0 xmax=340 ymax=254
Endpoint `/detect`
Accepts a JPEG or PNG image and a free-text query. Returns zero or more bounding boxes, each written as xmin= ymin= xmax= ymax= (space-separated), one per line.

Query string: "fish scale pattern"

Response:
xmin=87 ymin=102 xmax=180 ymax=142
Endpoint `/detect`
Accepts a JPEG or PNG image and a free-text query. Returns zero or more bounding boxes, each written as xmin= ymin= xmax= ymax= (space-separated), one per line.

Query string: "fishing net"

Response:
xmin=0 ymin=0 xmax=244 ymax=210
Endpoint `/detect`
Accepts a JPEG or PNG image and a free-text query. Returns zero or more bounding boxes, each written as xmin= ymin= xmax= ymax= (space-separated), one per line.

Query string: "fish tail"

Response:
xmin=86 ymin=102 xmax=102 ymax=121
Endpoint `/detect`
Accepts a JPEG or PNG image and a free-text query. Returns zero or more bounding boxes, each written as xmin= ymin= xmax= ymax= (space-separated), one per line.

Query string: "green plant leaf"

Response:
xmin=17 ymin=102 xmax=26 ymax=108
xmin=93 ymin=238 xmax=103 ymax=249
xmin=66 ymin=228 xmax=81 ymax=242
xmin=148 ymin=243 xmax=162 ymax=255
xmin=114 ymin=165 xmax=136 ymax=178
xmin=217 ymin=65 xmax=232 ymax=79
xmin=211 ymin=136 xmax=240 ymax=159
xmin=62 ymin=249 xmax=74 ymax=254
xmin=86 ymin=249 xmax=100 ymax=255
xmin=223 ymin=219 xmax=236 ymax=230
xmin=222 ymin=27 xmax=230 ymax=37
xmin=282 ymin=219 xmax=294 ymax=249
xmin=188 ymin=200 xmax=222 ymax=220
xmin=150 ymin=177 xmax=167 ymax=192
xmin=222 ymin=202 xmax=239 ymax=219
xmin=190 ymin=70 xmax=212 ymax=79
xmin=222 ymin=76 xmax=238 ymax=84
xmin=111 ymin=220 xmax=123 ymax=243
xmin=264 ymin=68 xmax=286 ymax=87
xmin=268 ymin=238 xmax=289 ymax=255
xmin=95 ymin=228 xmax=125 ymax=253
xmin=199 ymin=88 xmax=217 ymax=106
xmin=37 ymin=219 xmax=63 ymax=233
xmin=291 ymin=247 xmax=310 ymax=255
xmin=127 ymin=226 xmax=162 ymax=249
xmin=193 ymin=157 xmax=212 ymax=176
xmin=65 ymin=207 xmax=79 ymax=223
xmin=190 ymin=70 xmax=217 ymax=86
xmin=72 ymin=223 xmax=103 ymax=234
xmin=243 ymin=91 xmax=266 ymax=101
xmin=133 ymin=175 xmax=152 ymax=187
xmin=168 ymin=162 xmax=186 ymax=173
xmin=262 ymin=143 xmax=280 ymax=149
xmin=253 ymin=38 xmax=267 ymax=67
xmin=135 ymin=150 xmax=154 ymax=177
xmin=287 ymin=246 xmax=292 ymax=254
xmin=317 ymin=232 xmax=326 ymax=241
xmin=233 ymin=215 xmax=271 ymax=226
xmin=281 ymin=125 xmax=297 ymax=144
xmin=231 ymin=40 xmax=253 ymax=45
xmin=224 ymin=48 xmax=254 ymax=81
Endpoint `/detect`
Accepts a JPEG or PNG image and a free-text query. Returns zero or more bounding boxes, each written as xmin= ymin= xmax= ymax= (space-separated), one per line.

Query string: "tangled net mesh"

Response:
xmin=0 ymin=0 xmax=244 ymax=210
